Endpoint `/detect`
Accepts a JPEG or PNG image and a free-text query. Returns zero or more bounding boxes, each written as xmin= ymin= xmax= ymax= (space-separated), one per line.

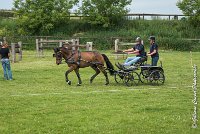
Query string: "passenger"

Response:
xmin=117 ymin=37 xmax=145 ymax=68
xmin=147 ymin=36 xmax=159 ymax=66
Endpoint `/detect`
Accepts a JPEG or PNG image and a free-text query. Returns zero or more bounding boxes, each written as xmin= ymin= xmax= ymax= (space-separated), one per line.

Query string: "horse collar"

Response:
xmin=66 ymin=52 xmax=75 ymax=62
xmin=65 ymin=50 xmax=82 ymax=66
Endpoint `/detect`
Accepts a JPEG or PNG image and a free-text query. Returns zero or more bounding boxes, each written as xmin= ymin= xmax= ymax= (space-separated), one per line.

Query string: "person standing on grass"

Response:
xmin=147 ymin=36 xmax=159 ymax=66
xmin=0 ymin=43 xmax=13 ymax=80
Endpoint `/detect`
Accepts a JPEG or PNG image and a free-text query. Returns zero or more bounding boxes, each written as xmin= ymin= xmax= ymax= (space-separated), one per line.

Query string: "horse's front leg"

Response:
xmin=65 ymin=66 xmax=74 ymax=85
xmin=74 ymin=68 xmax=82 ymax=86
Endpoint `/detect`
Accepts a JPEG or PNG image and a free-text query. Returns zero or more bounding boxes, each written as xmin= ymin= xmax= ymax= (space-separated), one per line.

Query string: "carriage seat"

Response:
xmin=134 ymin=52 xmax=147 ymax=66
xmin=115 ymin=52 xmax=147 ymax=70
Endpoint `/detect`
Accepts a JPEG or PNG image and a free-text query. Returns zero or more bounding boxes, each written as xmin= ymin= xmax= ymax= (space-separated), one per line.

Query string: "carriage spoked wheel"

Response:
xmin=114 ymin=71 xmax=125 ymax=83
xmin=139 ymin=69 xmax=149 ymax=83
xmin=124 ymin=72 xmax=140 ymax=87
xmin=148 ymin=70 xmax=165 ymax=85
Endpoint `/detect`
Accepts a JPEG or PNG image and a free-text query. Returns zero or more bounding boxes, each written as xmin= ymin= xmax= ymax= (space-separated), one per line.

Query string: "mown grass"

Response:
xmin=0 ymin=50 xmax=199 ymax=134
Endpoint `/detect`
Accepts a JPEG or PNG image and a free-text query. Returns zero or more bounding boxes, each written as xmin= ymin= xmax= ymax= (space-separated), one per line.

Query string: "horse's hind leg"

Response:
xmin=65 ymin=66 xmax=74 ymax=85
xmin=74 ymin=68 xmax=82 ymax=86
xmin=98 ymin=66 xmax=109 ymax=85
xmin=90 ymin=65 xmax=100 ymax=84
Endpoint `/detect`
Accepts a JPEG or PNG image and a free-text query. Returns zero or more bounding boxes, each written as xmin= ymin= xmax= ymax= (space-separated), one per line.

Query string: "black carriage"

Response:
xmin=114 ymin=55 xmax=165 ymax=86
xmin=114 ymin=67 xmax=140 ymax=87
xmin=139 ymin=65 xmax=165 ymax=85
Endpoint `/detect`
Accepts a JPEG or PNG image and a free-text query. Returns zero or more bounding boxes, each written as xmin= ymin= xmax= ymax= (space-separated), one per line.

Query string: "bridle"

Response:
xmin=54 ymin=49 xmax=63 ymax=64
xmin=56 ymin=51 xmax=63 ymax=59
xmin=55 ymin=47 xmax=76 ymax=63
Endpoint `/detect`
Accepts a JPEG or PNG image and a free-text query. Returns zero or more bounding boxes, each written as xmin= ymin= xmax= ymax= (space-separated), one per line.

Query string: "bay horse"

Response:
xmin=53 ymin=44 xmax=115 ymax=86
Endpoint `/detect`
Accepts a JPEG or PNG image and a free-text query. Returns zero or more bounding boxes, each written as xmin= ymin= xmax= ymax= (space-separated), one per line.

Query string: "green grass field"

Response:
xmin=0 ymin=50 xmax=199 ymax=134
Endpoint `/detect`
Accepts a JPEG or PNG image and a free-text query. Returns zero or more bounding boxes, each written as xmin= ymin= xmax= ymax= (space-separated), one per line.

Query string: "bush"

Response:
xmin=1 ymin=19 xmax=200 ymax=51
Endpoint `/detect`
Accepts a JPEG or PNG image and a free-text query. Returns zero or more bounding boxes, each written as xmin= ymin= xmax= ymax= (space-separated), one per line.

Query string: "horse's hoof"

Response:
xmin=67 ymin=81 xmax=71 ymax=85
xmin=77 ymin=83 xmax=81 ymax=86
xmin=105 ymin=83 xmax=109 ymax=85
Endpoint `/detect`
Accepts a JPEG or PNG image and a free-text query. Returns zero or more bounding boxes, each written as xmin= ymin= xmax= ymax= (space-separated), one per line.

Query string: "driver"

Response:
xmin=117 ymin=37 xmax=145 ymax=68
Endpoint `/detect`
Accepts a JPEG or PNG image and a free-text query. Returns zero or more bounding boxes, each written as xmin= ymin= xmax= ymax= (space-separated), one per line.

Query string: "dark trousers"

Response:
xmin=151 ymin=57 xmax=159 ymax=66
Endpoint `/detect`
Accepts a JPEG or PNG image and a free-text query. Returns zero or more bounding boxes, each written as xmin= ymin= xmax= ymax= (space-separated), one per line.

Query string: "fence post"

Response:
xmin=115 ymin=39 xmax=119 ymax=59
xmin=71 ymin=39 xmax=76 ymax=50
xmin=59 ymin=42 xmax=63 ymax=47
xmin=36 ymin=39 xmax=39 ymax=57
xmin=18 ymin=41 xmax=22 ymax=61
xmin=115 ymin=39 xmax=119 ymax=52
xmin=86 ymin=42 xmax=93 ymax=51
xmin=11 ymin=43 xmax=16 ymax=63
xmin=3 ymin=37 xmax=6 ymax=44
xmin=40 ymin=38 xmax=43 ymax=57
xmin=75 ymin=38 xmax=79 ymax=46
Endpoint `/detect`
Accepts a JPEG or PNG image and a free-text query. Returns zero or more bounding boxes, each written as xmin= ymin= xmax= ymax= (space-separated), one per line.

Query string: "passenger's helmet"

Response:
xmin=149 ymin=36 xmax=156 ymax=41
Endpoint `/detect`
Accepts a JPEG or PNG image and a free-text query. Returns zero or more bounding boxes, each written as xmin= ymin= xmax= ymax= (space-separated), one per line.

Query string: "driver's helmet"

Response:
xmin=135 ymin=37 xmax=141 ymax=42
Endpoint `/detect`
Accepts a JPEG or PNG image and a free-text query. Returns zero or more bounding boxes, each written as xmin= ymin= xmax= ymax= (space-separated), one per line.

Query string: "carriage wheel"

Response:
xmin=149 ymin=70 xmax=165 ymax=85
xmin=139 ymin=69 xmax=149 ymax=83
xmin=124 ymin=72 xmax=140 ymax=87
xmin=114 ymin=72 xmax=124 ymax=83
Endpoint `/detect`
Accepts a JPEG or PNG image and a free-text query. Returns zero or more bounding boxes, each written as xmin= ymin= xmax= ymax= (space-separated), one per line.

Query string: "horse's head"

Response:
xmin=53 ymin=44 xmax=79 ymax=65
xmin=53 ymin=45 xmax=72 ymax=65
xmin=53 ymin=47 xmax=63 ymax=65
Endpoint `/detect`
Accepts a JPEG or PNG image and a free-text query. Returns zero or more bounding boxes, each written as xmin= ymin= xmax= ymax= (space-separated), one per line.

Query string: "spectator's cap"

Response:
xmin=149 ymin=36 xmax=156 ymax=41
xmin=135 ymin=37 xmax=141 ymax=42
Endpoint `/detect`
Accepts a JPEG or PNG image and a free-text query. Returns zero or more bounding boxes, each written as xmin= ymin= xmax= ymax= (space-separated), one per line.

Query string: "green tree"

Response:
xmin=80 ymin=0 xmax=132 ymax=27
xmin=14 ymin=0 xmax=77 ymax=35
xmin=177 ymin=0 xmax=200 ymax=27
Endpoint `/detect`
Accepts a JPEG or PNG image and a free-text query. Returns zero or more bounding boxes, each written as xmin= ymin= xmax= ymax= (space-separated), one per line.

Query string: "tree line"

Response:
xmin=13 ymin=0 xmax=132 ymax=35
xmin=12 ymin=0 xmax=200 ymax=35
xmin=1 ymin=0 xmax=199 ymax=36
xmin=0 ymin=10 xmax=14 ymax=18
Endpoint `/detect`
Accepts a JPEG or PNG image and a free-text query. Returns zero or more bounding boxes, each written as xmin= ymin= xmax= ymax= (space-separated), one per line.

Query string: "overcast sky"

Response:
xmin=0 ymin=0 xmax=183 ymax=14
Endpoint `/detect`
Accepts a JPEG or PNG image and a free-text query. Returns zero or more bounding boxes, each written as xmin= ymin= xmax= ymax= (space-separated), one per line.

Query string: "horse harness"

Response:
xmin=65 ymin=50 xmax=103 ymax=67
xmin=65 ymin=50 xmax=81 ymax=66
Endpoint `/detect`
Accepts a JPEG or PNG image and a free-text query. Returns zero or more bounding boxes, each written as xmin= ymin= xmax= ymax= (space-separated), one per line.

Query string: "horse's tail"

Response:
xmin=102 ymin=54 xmax=115 ymax=75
